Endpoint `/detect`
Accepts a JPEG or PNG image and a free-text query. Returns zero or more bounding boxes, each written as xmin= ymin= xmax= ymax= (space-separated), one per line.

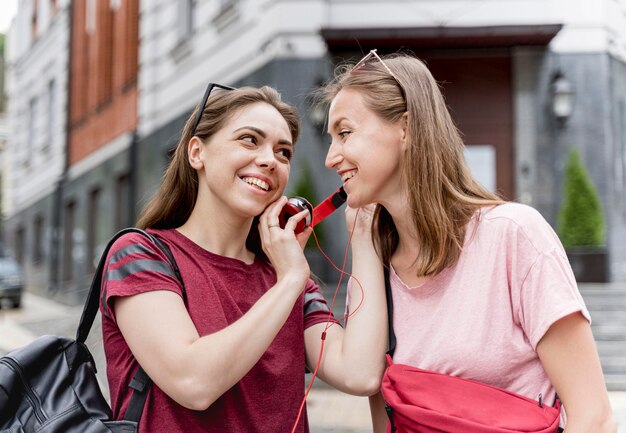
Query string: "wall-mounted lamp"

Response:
xmin=309 ymin=103 xmax=327 ymax=133
xmin=551 ymin=71 xmax=575 ymax=126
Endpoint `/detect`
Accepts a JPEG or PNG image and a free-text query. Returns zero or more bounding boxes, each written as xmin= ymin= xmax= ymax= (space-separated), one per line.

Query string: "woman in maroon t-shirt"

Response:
xmin=100 ymin=85 xmax=388 ymax=433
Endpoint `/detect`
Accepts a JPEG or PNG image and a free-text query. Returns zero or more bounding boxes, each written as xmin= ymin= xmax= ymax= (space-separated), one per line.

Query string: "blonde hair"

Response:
xmin=137 ymin=86 xmax=300 ymax=255
xmin=321 ymin=53 xmax=503 ymax=276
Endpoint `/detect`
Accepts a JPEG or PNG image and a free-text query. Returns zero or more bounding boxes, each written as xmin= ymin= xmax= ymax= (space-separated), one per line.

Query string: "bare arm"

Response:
xmin=115 ymin=198 xmax=312 ymax=410
xmin=370 ymin=392 xmax=389 ymax=433
xmin=304 ymin=204 xmax=388 ymax=396
xmin=536 ymin=312 xmax=616 ymax=433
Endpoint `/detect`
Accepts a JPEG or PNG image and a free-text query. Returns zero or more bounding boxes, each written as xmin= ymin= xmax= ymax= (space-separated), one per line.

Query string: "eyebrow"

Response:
xmin=327 ymin=117 xmax=347 ymax=135
xmin=233 ymin=126 xmax=293 ymax=147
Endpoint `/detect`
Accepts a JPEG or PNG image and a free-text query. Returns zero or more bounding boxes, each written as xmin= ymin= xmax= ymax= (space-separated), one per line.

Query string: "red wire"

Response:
xmin=290 ymin=210 xmax=366 ymax=432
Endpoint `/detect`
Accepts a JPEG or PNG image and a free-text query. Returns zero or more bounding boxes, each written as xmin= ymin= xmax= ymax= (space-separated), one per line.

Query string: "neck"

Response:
xmin=379 ymin=190 xmax=420 ymax=266
xmin=178 ymin=199 xmax=255 ymax=263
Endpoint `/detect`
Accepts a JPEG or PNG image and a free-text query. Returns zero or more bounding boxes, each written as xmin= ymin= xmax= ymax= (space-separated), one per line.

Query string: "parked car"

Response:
xmin=0 ymin=256 xmax=23 ymax=308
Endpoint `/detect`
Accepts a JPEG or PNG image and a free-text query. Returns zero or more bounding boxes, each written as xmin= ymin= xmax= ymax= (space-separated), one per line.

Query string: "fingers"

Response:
xmin=259 ymin=196 xmax=287 ymax=239
xmin=259 ymin=197 xmax=312 ymax=242
xmin=283 ymin=208 xmax=310 ymax=233
xmin=296 ymin=226 xmax=314 ymax=249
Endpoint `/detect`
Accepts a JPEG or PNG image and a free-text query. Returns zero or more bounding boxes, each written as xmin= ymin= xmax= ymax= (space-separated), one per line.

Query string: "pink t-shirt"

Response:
xmin=390 ymin=203 xmax=590 ymax=411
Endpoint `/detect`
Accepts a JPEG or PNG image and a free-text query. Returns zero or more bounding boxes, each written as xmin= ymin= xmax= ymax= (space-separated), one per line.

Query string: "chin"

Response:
xmin=347 ymin=194 xmax=367 ymax=209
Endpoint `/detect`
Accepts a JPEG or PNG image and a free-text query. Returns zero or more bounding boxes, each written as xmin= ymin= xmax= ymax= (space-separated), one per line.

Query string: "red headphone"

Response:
xmin=278 ymin=186 xmax=347 ymax=234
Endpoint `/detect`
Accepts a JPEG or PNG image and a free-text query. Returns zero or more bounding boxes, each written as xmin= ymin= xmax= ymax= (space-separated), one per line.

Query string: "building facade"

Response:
xmin=138 ymin=0 xmax=626 ymax=282
xmin=4 ymin=0 xmax=70 ymax=295
xmin=3 ymin=0 xmax=626 ymax=304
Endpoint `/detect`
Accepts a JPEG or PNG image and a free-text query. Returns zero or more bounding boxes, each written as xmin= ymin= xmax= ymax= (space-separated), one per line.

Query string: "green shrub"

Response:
xmin=557 ymin=149 xmax=605 ymax=248
xmin=289 ymin=160 xmax=324 ymax=248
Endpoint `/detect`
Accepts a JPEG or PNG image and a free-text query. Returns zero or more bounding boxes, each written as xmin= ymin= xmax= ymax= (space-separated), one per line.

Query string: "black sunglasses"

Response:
xmin=191 ymin=82 xmax=236 ymax=135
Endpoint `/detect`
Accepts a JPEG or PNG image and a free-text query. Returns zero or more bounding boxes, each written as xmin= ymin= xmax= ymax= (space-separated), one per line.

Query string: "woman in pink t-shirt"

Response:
xmin=321 ymin=51 xmax=616 ymax=433
xmin=101 ymin=85 xmax=388 ymax=432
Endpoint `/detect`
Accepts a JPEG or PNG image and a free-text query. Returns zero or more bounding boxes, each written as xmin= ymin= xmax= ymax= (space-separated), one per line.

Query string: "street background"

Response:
xmin=1 ymin=289 xmax=626 ymax=433
xmin=2 ymin=0 xmax=626 ymax=431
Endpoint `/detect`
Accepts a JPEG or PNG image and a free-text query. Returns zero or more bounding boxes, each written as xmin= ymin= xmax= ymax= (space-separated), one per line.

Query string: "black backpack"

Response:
xmin=0 ymin=228 xmax=184 ymax=433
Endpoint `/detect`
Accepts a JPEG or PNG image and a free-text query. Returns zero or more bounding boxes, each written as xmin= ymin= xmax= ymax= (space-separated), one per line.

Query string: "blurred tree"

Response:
xmin=0 ymin=33 xmax=6 ymax=113
xmin=290 ymin=159 xmax=324 ymax=249
xmin=558 ymin=148 xmax=605 ymax=247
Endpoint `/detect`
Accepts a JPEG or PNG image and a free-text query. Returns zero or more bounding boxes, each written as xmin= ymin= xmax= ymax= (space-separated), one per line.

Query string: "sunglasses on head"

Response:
xmin=191 ymin=82 xmax=236 ymax=135
xmin=351 ymin=49 xmax=405 ymax=100
xmin=352 ymin=49 xmax=399 ymax=81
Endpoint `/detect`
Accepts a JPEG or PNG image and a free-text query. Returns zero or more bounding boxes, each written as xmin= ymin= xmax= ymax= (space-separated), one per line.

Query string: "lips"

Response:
xmin=340 ymin=169 xmax=356 ymax=183
xmin=241 ymin=176 xmax=271 ymax=191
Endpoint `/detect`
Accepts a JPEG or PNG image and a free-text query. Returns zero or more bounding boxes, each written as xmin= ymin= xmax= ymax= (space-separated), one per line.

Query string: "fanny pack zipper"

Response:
xmin=0 ymin=357 xmax=48 ymax=424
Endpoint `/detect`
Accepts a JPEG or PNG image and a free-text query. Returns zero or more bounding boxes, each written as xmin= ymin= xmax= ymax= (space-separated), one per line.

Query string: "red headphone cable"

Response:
xmin=290 ymin=209 xmax=365 ymax=433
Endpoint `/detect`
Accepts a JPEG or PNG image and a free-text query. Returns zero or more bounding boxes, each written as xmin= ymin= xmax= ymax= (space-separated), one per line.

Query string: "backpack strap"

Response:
xmin=384 ymin=267 xmax=397 ymax=357
xmin=74 ymin=227 xmax=186 ymax=424
xmin=124 ymin=367 xmax=152 ymax=422
xmin=77 ymin=228 xmax=150 ymax=343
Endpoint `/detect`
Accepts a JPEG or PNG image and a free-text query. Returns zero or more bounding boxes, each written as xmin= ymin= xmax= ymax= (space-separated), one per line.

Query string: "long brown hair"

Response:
xmin=137 ymin=86 xmax=300 ymax=253
xmin=321 ymin=52 xmax=503 ymax=276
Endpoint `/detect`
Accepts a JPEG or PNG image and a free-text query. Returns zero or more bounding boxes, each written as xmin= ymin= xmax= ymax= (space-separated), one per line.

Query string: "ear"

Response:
xmin=399 ymin=112 xmax=409 ymax=152
xmin=188 ymin=136 xmax=205 ymax=170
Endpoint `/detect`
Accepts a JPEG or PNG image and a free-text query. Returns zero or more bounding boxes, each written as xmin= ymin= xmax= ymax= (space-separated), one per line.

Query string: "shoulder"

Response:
xmin=480 ymin=202 xmax=547 ymax=226
xmin=476 ymin=203 xmax=562 ymax=254
xmin=105 ymin=229 xmax=179 ymax=279
xmin=109 ymin=228 xmax=177 ymax=255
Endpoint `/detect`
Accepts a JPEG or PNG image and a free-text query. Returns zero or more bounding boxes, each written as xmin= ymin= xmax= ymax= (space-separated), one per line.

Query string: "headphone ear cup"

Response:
xmin=279 ymin=197 xmax=312 ymax=234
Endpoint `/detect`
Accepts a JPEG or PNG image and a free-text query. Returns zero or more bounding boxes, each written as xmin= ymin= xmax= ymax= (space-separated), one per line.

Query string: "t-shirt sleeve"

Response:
xmin=510 ymin=208 xmax=591 ymax=349
xmin=303 ymin=278 xmax=338 ymax=329
xmin=100 ymin=232 xmax=184 ymax=323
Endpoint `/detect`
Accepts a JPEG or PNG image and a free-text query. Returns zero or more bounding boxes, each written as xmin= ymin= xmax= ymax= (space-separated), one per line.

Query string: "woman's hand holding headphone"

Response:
xmin=345 ymin=203 xmax=377 ymax=245
xmin=259 ymin=196 xmax=313 ymax=285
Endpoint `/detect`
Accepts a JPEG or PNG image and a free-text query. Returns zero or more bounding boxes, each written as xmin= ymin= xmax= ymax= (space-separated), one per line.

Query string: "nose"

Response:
xmin=325 ymin=140 xmax=342 ymax=169
xmin=257 ymin=145 xmax=277 ymax=171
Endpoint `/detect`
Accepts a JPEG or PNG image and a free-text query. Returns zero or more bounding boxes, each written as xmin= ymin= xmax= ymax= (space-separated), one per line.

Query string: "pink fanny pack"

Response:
xmin=381 ymin=354 xmax=561 ymax=433
xmin=382 ymin=269 xmax=561 ymax=433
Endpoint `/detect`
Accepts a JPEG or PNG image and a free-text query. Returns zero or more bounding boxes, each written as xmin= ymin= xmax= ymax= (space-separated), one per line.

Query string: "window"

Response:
xmin=616 ymin=101 xmax=626 ymax=200
xmin=32 ymin=0 xmax=39 ymax=40
xmin=115 ymin=174 xmax=130 ymax=230
xmin=212 ymin=0 xmax=240 ymax=33
xmin=62 ymin=201 xmax=75 ymax=282
xmin=46 ymin=80 xmax=56 ymax=150
xmin=177 ymin=0 xmax=193 ymax=42
xmin=219 ymin=0 xmax=238 ymax=7
xmin=33 ymin=214 xmax=45 ymax=264
xmin=26 ymin=97 xmax=38 ymax=164
xmin=99 ymin=1 xmax=114 ymax=102
xmin=86 ymin=188 xmax=100 ymax=273
xmin=15 ymin=227 xmax=25 ymax=265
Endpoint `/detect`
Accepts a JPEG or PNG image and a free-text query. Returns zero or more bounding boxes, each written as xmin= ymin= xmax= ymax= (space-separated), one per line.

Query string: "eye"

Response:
xmin=276 ymin=147 xmax=293 ymax=161
xmin=338 ymin=129 xmax=351 ymax=139
xmin=239 ymin=134 xmax=257 ymax=145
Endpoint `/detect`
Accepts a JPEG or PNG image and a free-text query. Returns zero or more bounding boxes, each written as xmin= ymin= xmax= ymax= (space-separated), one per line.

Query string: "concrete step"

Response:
xmin=597 ymin=340 xmax=626 ymax=357
xmin=586 ymin=307 xmax=626 ymax=315
xmin=580 ymin=290 xmax=626 ymax=308
xmin=605 ymin=375 xmax=626 ymax=391
xmin=590 ymin=324 xmax=626 ymax=341
xmin=600 ymin=353 xmax=626 ymax=374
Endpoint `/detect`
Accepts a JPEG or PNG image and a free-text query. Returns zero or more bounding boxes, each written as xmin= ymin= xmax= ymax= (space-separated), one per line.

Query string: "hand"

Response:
xmin=345 ymin=203 xmax=377 ymax=242
xmin=259 ymin=197 xmax=312 ymax=284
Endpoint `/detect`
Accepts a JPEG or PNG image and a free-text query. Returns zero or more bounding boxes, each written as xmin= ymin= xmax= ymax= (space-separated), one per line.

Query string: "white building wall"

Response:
xmin=139 ymin=0 xmax=626 ymax=140
xmin=138 ymin=0 xmax=329 ymax=139
xmin=5 ymin=1 xmax=69 ymax=217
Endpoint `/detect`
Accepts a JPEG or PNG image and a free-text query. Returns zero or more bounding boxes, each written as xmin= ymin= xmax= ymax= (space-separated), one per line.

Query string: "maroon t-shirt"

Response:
xmin=100 ymin=228 xmax=335 ymax=433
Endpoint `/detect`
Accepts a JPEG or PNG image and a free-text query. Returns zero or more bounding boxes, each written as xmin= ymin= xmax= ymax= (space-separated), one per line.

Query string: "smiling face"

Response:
xmin=189 ymin=101 xmax=294 ymax=221
xmin=325 ymin=88 xmax=407 ymax=209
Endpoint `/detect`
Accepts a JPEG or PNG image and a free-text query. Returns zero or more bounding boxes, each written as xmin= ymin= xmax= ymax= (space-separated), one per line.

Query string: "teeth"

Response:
xmin=341 ymin=170 xmax=356 ymax=183
xmin=242 ymin=177 xmax=270 ymax=191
